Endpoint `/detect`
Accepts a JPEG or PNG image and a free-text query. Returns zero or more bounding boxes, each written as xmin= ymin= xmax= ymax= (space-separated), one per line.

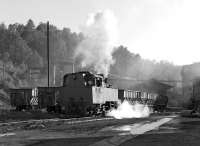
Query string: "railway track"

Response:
xmin=0 ymin=116 xmax=115 ymax=134
xmin=0 ymin=111 xmax=176 ymax=128
xmin=0 ymin=116 xmax=114 ymax=127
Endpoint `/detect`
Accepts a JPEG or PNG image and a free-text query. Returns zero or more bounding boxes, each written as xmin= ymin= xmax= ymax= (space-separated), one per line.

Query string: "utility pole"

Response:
xmin=72 ymin=63 xmax=75 ymax=73
xmin=53 ymin=65 xmax=56 ymax=86
xmin=47 ymin=21 xmax=50 ymax=87
xmin=2 ymin=63 xmax=5 ymax=81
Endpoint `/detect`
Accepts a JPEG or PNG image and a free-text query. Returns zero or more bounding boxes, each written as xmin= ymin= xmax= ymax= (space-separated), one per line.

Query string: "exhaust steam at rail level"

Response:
xmin=107 ymin=101 xmax=152 ymax=119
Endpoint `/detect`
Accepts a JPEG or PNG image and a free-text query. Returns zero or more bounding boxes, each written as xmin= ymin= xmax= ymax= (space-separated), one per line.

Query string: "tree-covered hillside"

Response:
xmin=0 ymin=19 xmax=182 ymax=89
xmin=0 ymin=19 xmax=83 ymax=88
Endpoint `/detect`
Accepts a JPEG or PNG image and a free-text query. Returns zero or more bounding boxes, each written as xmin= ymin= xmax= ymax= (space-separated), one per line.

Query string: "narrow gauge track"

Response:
xmin=0 ymin=116 xmax=114 ymax=127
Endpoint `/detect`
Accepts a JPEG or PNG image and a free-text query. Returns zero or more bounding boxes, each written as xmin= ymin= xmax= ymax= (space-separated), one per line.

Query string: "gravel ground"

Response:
xmin=0 ymin=114 xmax=175 ymax=146
xmin=120 ymin=117 xmax=200 ymax=146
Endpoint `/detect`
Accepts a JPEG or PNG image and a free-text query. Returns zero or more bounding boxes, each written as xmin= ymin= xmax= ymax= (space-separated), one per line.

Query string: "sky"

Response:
xmin=0 ymin=0 xmax=200 ymax=65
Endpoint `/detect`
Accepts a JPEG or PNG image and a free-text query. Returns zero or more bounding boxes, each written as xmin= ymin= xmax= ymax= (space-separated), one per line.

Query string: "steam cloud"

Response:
xmin=74 ymin=10 xmax=118 ymax=76
xmin=107 ymin=101 xmax=152 ymax=119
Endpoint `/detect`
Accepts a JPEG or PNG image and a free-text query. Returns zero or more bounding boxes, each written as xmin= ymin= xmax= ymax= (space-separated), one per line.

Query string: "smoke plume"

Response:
xmin=74 ymin=10 xmax=118 ymax=76
xmin=107 ymin=101 xmax=152 ymax=119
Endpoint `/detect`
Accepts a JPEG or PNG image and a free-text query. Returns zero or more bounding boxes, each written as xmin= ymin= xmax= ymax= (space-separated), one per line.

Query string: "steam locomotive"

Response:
xmin=10 ymin=71 xmax=168 ymax=116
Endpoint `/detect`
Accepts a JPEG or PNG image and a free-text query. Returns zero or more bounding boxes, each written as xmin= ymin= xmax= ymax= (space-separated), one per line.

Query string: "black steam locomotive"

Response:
xmin=10 ymin=71 xmax=168 ymax=115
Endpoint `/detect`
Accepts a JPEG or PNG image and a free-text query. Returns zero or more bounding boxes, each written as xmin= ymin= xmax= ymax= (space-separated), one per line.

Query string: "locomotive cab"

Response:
xmin=63 ymin=71 xmax=107 ymax=88
xmin=63 ymin=72 xmax=106 ymax=87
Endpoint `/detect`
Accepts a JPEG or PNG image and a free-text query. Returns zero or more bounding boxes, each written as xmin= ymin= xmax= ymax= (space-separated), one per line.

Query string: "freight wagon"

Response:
xmin=9 ymin=87 xmax=60 ymax=112
xmin=10 ymin=88 xmax=32 ymax=111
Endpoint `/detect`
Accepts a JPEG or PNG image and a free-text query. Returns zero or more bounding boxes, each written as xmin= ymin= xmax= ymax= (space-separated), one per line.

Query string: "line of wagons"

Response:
xmin=10 ymin=71 xmax=168 ymax=116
